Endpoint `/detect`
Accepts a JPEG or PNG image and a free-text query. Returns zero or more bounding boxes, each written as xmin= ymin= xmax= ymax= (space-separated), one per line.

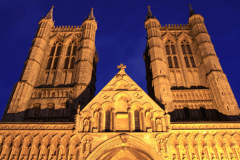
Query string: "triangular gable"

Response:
xmin=81 ymin=67 xmax=164 ymax=113
xmin=76 ymin=65 xmax=170 ymax=132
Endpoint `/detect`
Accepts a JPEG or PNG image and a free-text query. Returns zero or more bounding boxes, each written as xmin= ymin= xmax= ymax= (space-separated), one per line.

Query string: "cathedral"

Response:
xmin=0 ymin=4 xmax=240 ymax=160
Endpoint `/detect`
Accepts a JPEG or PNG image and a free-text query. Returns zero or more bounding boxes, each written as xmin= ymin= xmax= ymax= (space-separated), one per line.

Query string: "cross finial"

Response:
xmin=117 ymin=63 xmax=126 ymax=71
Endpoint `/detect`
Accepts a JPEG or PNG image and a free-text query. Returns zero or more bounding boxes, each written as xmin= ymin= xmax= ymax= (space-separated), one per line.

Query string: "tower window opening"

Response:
xmin=52 ymin=58 xmax=58 ymax=69
xmin=50 ymin=46 xmax=55 ymax=56
xmin=190 ymin=56 xmax=196 ymax=67
xmin=33 ymin=103 xmax=41 ymax=117
xmin=70 ymin=57 xmax=75 ymax=69
xmin=171 ymin=45 xmax=176 ymax=55
xmin=187 ymin=45 xmax=192 ymax=54
xmin=173 ymin=56 xmax=179 ymax=68
xmin=73 ymin=46 xmax=77 ymax=55
xmin=184 ymin=57 xmax=190 ymax=68
xmin=64 ymin=57 xmax=70 ymax=69
xmin=67 ymin=46 xmax=71 ymax=56
xmin=165 ymin=45 xmax=170 ymax=55
xmin=168 ymin=57 xmax=173 ymax=68
xmin=46 ymin=57 xmax=53 ymax=69
xmin=55 ymin=46 xmax=61 ymax=56
xmin=181 ymin=45 xmax=187 ymax=54
xmin=47 ymin=103 xmax=55 ymax=117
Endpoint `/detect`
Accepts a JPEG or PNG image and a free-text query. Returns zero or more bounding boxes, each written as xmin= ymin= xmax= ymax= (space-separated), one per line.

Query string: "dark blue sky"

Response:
xmin=1 ymin=1 xmax=240 ymax=119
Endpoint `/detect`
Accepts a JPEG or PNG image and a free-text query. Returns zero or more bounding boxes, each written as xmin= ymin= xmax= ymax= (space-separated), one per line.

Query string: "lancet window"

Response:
xmin=181 ymin=40 xmax=196 ymax=68
xmin=46 ymin=42 xmax=62 ymax=70
xmin=105 ymin=110 xmax=111 ymax=131
xmin=64 ymin=41 xmax=77 ymax=70
xmin=165 ymin=40 xmax=179 ymax=68
xmin=134 ymin=110 xmax=140 ymax=131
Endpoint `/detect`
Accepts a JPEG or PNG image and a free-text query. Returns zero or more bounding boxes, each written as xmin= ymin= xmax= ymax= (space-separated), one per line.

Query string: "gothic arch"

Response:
xmin=86 ymin=134 xmax=161 ymax=160
xmin=162 ymin=33 xmax=176 ymax=44
xmin=177 ymin=32 xmax=192 ymax=44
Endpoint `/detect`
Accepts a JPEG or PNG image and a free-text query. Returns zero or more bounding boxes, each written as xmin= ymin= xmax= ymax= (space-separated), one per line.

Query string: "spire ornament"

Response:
xmin=189 ymin=4 xmax=196 ymax=17
xmin=146 ymin=6 xmax=154 ymax=20
xmin=117 ymin=64 xmax=126 ymax=71
xmin=45 ymin=6 xmax=54 ymax=20
xmin=87 ymin=8 xmax=95 ymax=20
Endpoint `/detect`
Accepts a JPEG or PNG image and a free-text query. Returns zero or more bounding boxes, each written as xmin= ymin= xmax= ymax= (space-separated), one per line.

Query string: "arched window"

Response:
xmin=184 ymin=57 xmax=190 ymax=68
xmin=200 ymin=107 xmax=207 ymax=119
xmin=33 ymin=103 xmax=41 ymax=117
xmin=52 ymin=58 xmax=58 ymax=69
xmin=183 ymin=107 xmax=190 ymax=119
xmin=64 ymin=41 xmax=77 ymax=70
xmin=181 ymin=45 xmax=186 ymax=54
xmin=47 ymin=103 xmax=55 ymax=117
xmin=50 ymin=46 xmax=55 ymax=56
xmin=171 ymin=45 xmax=176 ymax=54
xmin=67 ymin=46 xmax=71 ymax=56
xmin=105 ymin=110 xmax=111 ymax=131
xmin=173 ymin=56 xmax=179 ymax=68
xmin=165 ymin=45 xmax=170 ymax=55
xmin=55 ymin=46 xmax=61 ymax=56
xmin=72 ymin=46 xmax=77 ymax=55
xmin=64 ymin=57 xmax=69 ymax=69
xmin=70 ymin=57 xmax=75 ymax=69
xmin=134 ymin=110 xmax=140 ymax=131
xmin=168 ymin=57 xmax=173 ymax=68
xmin=190 ymin=56 xmax=196 ymax=67
xmin=187 ymin=45 xmax=192 ymax=54
xmin=46 ymin=57 xmax=52 ymax=69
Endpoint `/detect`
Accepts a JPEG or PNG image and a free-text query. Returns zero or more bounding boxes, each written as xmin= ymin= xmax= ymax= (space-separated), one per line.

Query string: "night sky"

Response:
xmin=1 ymin=1 xmax=240 ymax=120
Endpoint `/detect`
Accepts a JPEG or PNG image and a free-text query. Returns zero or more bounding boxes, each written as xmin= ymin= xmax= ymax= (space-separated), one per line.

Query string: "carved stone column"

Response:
xmin=151 ymin=117 xmax=156 ymax=132
xmin=112 ymin=108 xmax=116 ymax=132
xmin=194 ymin=144 xmax=201 ymax=160
xmin=176 ymin=144 xmax=181 ymax=160
xmin=99 ymin=109 xmax=105 ymax=132
xmin=140 ymin=108 xmax=146 ymax=132
xmin=185 ymin=144 xmax=191 ymax=160
xmin=89 ymin=118 xmax=93 ymax=132
xmin=128 ymin=108 xmax=133 ymax=132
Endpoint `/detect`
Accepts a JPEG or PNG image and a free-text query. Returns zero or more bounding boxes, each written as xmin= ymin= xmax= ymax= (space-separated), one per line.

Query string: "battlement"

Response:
xmin=160 ymin=24 xmax=190 ymax=30
xmin=52 ymin=25 xmax=82 ymax=32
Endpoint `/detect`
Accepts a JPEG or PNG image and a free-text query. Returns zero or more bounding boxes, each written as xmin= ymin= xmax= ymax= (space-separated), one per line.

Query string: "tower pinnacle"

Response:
xmin=87 ymin=8 xmax=95 ymax=20
xmin=146 ymin=6 xmax=154 ymax=20
xmin=44 ymin=6 xmax=54 ymax=20
xmin=188 ymin=4 xmax=196 ymax=17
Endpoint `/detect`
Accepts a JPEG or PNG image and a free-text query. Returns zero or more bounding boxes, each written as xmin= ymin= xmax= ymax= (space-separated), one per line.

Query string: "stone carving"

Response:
xmin=101 ymin=93 xmax=110 ymax=99
xmin=134 ymin=92 xmax=143 ymax=99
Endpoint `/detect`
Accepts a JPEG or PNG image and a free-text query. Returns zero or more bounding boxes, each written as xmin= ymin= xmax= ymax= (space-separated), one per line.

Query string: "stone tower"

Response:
xmin=144 ymin=5 xmax=240 ymax=121
xmin=2 ymin=7 xmax=98 ymax=122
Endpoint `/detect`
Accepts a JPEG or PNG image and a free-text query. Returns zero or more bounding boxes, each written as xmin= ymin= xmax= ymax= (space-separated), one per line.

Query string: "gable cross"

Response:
xmin=117 ymin=63 xmax=126 ymax=71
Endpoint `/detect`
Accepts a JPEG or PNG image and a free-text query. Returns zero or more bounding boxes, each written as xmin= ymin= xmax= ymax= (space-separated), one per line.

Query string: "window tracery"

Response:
xmin=165 ymin=40 xmax=179 ymax=68
xmin=181 ymin=40 xmax=196 ymax=68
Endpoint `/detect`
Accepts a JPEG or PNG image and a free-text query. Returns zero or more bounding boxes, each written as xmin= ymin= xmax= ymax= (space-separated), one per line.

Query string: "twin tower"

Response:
xmin=2 ymin=6 xmax=239 ymax=122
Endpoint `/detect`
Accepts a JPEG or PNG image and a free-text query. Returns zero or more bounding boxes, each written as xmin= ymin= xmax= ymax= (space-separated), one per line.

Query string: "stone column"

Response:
xmin=140 ymin=108 xmax=146 ymax=132
xmin=112 ymin=108 xmax=116 ymax=132
xmin=89 ymin=118 xmax=93 ymax=132
xmin=128 ymin=108 xmax=133 ymax=132
xmin=99 ymin=109 xmax=105 ymax=132
xmin=151 ymin=117 xmax=156 ymax=132
xmin=231 ymin=144 xmax=240 ymax=160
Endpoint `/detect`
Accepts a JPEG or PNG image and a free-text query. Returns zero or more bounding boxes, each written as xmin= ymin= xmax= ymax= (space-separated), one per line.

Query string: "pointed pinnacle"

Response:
xmin=146 ymin=6 xmax=154 ymax=20
xmin=87 ymin=7 xmax=95 ymax=20
xmin=189 ymin=4 xmax=196 ymax=17
xmin=45 ymin=6 xmax=54 ymax=20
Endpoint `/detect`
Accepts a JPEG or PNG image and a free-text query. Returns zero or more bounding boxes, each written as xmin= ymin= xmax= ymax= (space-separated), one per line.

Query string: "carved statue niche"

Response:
xmin=83 ymin=119 xmax=90 ymax=132
xmin=145 ymin=111 xmax=152 ymax=129
xmin=156 ymin=119 xmax=163 ymax=132
xmin=157 ymin=138 xmax=167 ymax=153
xmin=83 ymin=140 xmax=92 ymax=159
xmin=93 ymin=111 xmax=99 ymax=131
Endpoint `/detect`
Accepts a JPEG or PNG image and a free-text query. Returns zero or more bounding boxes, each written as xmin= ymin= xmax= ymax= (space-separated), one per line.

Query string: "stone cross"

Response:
xmin=117 ymin=63 xmax=126 ymax=71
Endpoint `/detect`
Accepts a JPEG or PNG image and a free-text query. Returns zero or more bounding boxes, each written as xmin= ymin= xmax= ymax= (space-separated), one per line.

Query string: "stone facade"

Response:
xmin=1 ymin=5 xmax=240 ymax=160
xmin=144 ymin=6 xmax=240 ymax=122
